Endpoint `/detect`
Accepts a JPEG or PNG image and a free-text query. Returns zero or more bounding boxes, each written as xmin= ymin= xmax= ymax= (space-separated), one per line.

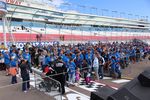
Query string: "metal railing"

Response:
xmin=32 ymin=67 xmax=62 ymax=100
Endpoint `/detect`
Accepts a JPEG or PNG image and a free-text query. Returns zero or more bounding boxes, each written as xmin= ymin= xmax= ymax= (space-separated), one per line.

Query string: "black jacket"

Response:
xmin=54 ymin=60 xmax=67 ymax=75
xmin=20 ymin=63 xmax=32 ymax=77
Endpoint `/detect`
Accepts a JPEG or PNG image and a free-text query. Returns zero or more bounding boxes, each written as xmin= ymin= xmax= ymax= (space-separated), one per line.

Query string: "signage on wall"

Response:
xmin=6 ymin=41 xmax=59 ymax=49
xmin=0 ymin=0 xmax=7 ymax=13
xmin=6 ymin=0 xmax=21 ymax=5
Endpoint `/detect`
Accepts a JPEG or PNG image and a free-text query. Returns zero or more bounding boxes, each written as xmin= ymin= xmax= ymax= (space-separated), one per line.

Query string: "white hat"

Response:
xmin=4 ymin=50 xmax=8 ymax=52
xmin=11 ymin=56 xmax=15 ymax=59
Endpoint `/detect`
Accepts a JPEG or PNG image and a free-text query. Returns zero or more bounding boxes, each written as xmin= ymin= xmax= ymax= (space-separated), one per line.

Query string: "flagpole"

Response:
xmin=0 ymin=0 xmax=7 ymax=48
xmin=2 ymin=14 xmax=7 ymax=48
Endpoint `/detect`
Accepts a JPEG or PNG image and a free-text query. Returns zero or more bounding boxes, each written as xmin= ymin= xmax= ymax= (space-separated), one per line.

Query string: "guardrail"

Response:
xmin=32 ymin=67 xmax=62 ymax=100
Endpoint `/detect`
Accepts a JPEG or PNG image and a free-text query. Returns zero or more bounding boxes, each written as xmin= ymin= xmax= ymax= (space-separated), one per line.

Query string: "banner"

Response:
xmin=6 ymin=0 xmax=21 ymax=5
xmin=0 ymin=0 xmax=7 ymax=14
xmin=6 ymin=41 xmax=59 ymax=49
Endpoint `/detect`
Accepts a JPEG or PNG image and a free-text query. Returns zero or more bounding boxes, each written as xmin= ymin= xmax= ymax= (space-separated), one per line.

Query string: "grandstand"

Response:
xmin=0 ymin=0 xmax=150 ymax=44
xmin=0 ymin=1 xmax=150 ymax=100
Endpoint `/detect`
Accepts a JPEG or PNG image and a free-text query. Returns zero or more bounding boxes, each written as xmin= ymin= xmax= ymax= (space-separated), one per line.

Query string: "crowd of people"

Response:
xmin=0 ymin=39 xmax=149 ymax=94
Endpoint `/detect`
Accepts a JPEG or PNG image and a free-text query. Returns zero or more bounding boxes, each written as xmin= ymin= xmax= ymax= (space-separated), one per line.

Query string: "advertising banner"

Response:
xmin=0 ymin=0 xmax=7 ymax=14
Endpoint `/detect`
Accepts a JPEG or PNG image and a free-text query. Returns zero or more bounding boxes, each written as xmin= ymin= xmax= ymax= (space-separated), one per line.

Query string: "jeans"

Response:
xmin=22 ymin=74 xmax=30 ymax=91
xmin=55 ymin=74 xmax=65 ymax=94
xmin=93 ymin=67 xmax=99 ymax=80
xmin=136 ymin=54 xmax=141 ymax=62
xmin=68 ymin=73 xmax=75 ymax=84
xmin=11 ymin=76 xmax=17 ymax=84
xmin=99 ymin=65 xmax=104 ymax=79
xmin=115 ymin=66 xmax=121 ymax=78
xmin=111 ymin=66 xmax=121 ymax=78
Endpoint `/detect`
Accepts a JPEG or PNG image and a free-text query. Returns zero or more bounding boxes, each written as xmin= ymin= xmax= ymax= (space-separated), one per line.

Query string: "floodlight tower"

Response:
xmin=0 ymin=0 xmax=7 ymax=47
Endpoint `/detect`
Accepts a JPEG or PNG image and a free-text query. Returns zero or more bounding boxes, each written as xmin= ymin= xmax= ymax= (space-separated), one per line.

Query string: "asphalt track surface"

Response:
xmin=0 ymin=72 xmax=55 ymax=100
xmin=0 ymin=57 xmax=149 ymax=100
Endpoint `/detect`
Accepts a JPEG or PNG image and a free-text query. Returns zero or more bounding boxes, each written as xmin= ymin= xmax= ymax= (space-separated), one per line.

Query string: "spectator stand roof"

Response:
xmin=6 ymin=4 xmax=150 ymax=30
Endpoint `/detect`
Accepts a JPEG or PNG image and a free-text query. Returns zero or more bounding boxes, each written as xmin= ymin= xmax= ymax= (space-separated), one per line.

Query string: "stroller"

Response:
xmin=39 ymin=66 xmax=59 ymax=92
xmin=84 ymin=68 xmax=94 ymax=85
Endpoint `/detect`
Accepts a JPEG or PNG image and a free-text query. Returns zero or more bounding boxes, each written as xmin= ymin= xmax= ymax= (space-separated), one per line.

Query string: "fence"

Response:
xmin=0 ymin=67 xmax=62 ymax=100
xmin=32 ymin=67 xmax=62 ymax=100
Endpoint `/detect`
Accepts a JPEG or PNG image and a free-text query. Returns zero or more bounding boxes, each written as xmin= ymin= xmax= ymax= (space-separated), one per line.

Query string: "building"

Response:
xmin=0 ymin=0 xmax=150 ymax=44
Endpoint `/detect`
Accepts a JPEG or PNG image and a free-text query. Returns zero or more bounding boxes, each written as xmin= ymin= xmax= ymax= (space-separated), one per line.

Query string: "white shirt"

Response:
xmin=93 ymin=57 xmax=99 ymax=68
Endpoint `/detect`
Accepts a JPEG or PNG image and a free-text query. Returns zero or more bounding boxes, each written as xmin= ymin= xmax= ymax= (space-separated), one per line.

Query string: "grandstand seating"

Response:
xmin=0 ymin=21 xmax=149 ymax=42
xmin=13 ymin=22 xmax=150 ymax=32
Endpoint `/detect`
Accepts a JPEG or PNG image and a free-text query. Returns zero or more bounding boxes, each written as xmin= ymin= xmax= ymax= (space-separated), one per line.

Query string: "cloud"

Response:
xmin=38 ymin=0 xmax=66 ymax=7
xmin=51 ymin=0 xmax=65 ymax=6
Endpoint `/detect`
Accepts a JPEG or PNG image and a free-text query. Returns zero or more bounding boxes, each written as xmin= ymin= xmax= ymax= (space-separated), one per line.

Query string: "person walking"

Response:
xmin=19 ymin=59 xmax=32 ymax=92
xmin=0 ymin=51 xmax=5 ymax=71
xmin=68 ymin=59 xmax=76 ymax=85
xmin=75 ymin=67 xmax=81 ymax=86
xmin=54 ymin=57 xmax=67 ymax=95
xmin=98 ymin=54 xmax=105 ymax=79
xmin=92 ymin=53 xmax=99 ymax=80
xmin=3 ymin=50 xmax=11 ymax=76
xmin=9 ymin=56 xmax=18 ymax=84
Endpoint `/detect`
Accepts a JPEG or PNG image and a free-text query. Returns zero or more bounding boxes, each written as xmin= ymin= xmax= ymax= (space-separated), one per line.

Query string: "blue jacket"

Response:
xmin=130 ymin=49 xmax=136 ymax=56
xmin=10 ymin=60 xmax=17 ymax=67
xmin=111 ymin=59 xmax=116 ymax=69
xmin=10 ymin=52 xmax=18 ymax=61
xmin=85 ymin=52 xmax=93 ymax=65
xmin=3 ymin=53 xmax=10 ymax=65
xmin=68 ymin=61 xmax=76 ymax=74
xmin=76 ymin=53 xmax=84 ymax=65
xmin=111 ymin=58 xmax=120 ymax=69
xmin=61 ymin=54 xmax=69 ymax=67
xmin=97 ymin=48 xmax=102 ymax=54
xmin=44 ymin=56 xmax=51 ymax=65
xmin=22 ymin=53 xmax=31 ymax=63
xmin=115 ymin=52 xmax=121 ymax=59
xmin=71 ymin=53 xmax=76 ymax=60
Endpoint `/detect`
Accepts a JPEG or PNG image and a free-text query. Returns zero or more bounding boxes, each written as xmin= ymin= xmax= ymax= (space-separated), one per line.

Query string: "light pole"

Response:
xmin=8 ymin=6 xmax=18 ymax=44
xmin=120 ymin=12 xmax=125 ymax=19
xmin=44 ymin=22 xmax=47 ymax=42
xmin=128 ymin=14 xmax=132 ymax=20
xmin=78 ymin=5 xmax=86 ymax=14
xmin=59 ymin=16 xmax=66 ymax=42
xmin=110 ymin=26 xmax=113 ymax=42
xmin=106 ymin=25 xmax=109 ymax=42
xmin=146 ymin=16 xmax=149 ymax=21
xmin=135 ymin=15 xmax=139 ymax=20
xmin=101 ymin=9 xmax=108 ymax=16
xmin=112 ymin=10 xmax=117 ymax=18
xmin=31 ymin=9 xmax=41 ymax=42
xmin=90 ymin=6 xmax=98 ymax=15
xmin=71 ymin=25 xmax=73 ymax=44
xmin=143 ymin=16 xmax=146 ymax=21
xmin=61 ymin=3 xmax=72 ymax=12
xmin=2 ymin=15 xmax=7 ymax=47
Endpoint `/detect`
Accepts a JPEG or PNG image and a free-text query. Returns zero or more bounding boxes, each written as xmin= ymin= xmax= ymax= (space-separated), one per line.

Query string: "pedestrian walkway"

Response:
xmin=122 ymin=58 xmax=150 ymax=79
xmin=0 ymin=71 xmax=55 ymax=100
xmin=0 ymin=57 xmax=149 ymax=100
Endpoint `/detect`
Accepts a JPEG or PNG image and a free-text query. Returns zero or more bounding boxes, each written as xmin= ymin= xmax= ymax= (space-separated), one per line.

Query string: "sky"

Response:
xmin=41 ymin=0 xmax=150 ymax=20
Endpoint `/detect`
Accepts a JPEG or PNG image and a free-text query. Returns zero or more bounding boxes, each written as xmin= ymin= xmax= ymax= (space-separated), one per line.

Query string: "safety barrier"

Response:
xmin=32 ymin=67 xmax=62 ymax=100
xmin=0 ymin=67 xmax=62 ymax=100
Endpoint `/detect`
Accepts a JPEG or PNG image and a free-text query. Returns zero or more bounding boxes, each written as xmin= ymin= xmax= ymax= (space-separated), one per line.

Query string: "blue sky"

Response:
xmin=45 ymin=0 xmax=150 ymax=20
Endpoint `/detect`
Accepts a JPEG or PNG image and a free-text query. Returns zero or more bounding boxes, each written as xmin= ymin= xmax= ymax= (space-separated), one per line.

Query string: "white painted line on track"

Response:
xmin=65 ymin=87 xmax=90 ymax=99
xmin=112 ymin=79 xmax=131 ymax=84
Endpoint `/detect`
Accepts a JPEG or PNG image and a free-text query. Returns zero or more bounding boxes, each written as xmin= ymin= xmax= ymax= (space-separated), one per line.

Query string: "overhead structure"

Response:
xmin=0 ymin=0 xmax=7 ymax=47
xmin=0 ymin=0 xmax=149 ymax=44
